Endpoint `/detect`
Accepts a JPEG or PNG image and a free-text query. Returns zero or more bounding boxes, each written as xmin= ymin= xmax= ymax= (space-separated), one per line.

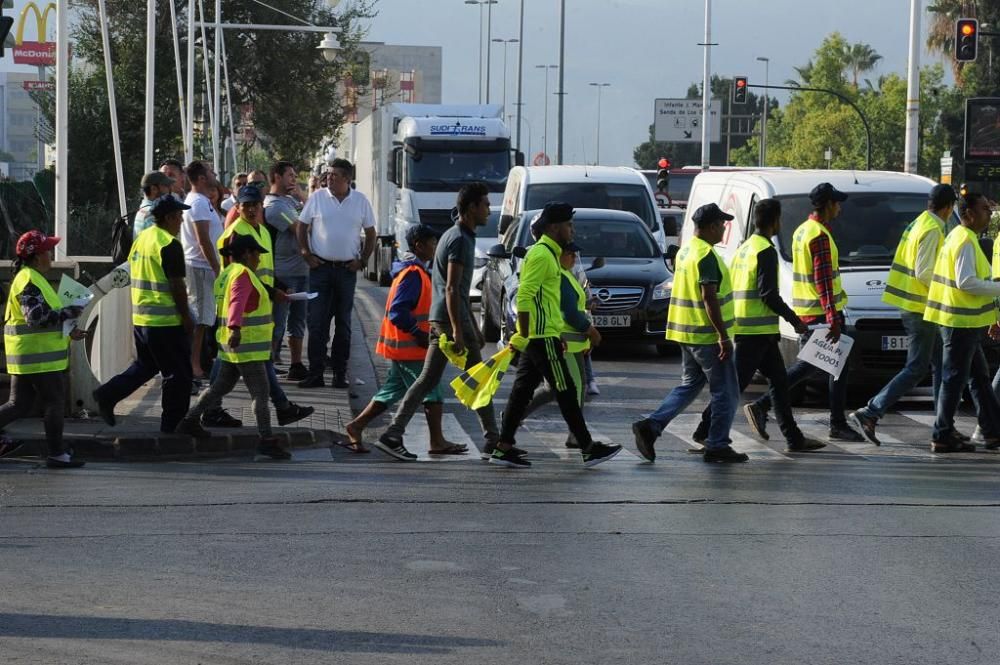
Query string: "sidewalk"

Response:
xmin=1 ymin=303 xmax=383 ymax=462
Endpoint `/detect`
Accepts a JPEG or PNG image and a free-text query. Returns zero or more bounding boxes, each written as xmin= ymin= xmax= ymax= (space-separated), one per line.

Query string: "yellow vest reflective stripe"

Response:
xmin=215 ymin=263 xmax=274 ymax=362
xmin=218 ymin=218 xmax=275 ymax=287
xmin=791 ymin=218 xmax=847 ymax=316
xmin=924 ymin=225 xmax=998 ymax=328
xmin=559 ymin=269 xmax=591 ymax=353
xmin=883 ymin=211 xmax=945 ymax=314
xmin=3 ymin=267 xmax=70 ymax=374
xmin=130 ymin=225 xmax=182 ymax=326
xmin=731 ymin=234 xmax=779 ymax=335
xmin=665 ymin=236 xmax=734 ymax=345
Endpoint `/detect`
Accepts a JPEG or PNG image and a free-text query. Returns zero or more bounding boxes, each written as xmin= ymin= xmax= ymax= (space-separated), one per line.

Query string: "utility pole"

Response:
xmin=485 ymin=0 xmax=495 ymax=104
xmin=515 ymin=0 xmax=524 ymax=152
xmin=557 ymin=0 xmax=566 ymax=164
xmin=903 ymin=0 xmax=921 ymax=174
xmin=699 ymin=0 xmax=714 ymax=171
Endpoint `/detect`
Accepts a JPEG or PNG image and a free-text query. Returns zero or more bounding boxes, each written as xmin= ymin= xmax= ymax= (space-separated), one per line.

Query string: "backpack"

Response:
xmin=111 ymin=210 xmax=138 ymax=265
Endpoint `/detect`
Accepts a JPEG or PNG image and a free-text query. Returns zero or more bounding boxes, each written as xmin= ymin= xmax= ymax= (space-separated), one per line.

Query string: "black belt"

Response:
xmin=317 ymin=259 xmax=353 ymax=267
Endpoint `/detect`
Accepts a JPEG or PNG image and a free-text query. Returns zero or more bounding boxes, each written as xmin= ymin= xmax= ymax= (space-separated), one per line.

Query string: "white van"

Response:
xmin=678 ymin=169 xmax=943 ymax=387
xmin=500 ymin=165 xmax=666 ymax=249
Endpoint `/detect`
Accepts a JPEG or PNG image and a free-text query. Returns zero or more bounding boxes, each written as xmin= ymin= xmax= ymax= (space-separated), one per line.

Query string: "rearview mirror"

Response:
xmin=498 ymin=214 xmax=515 ymax=235
xmin=487 ymin=243 xmax=509 ymax=259
xmin=512 ymin=246 xmax=527 ymax=259
xmin=587 ymin=256 xmax=606 ymax=271
xmin=665 ymin=244 xmax=679 ymax=272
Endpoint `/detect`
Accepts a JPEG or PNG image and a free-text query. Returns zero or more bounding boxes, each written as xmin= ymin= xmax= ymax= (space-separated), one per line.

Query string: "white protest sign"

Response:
xmin=796 ymin=328 xmax=854 ymax=380
xmin=57 ymin=274 xmax=94 ymax=336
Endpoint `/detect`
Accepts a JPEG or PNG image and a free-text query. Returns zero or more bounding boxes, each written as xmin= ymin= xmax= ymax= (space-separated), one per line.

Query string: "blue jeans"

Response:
xmin=584 ymin=353 xmax=596 ymax=384
xmin=208 ymin=356 xmax=288 ymax=409
xmin=860 ymin=311 xmax=941 ymax=420
xmin=934 ymin=326 xmax=1000 ymax=441
xmin=273 ymin=274 xmax=309 ymax=345
xmin=646 ymin=343 xmax=739 ymax=449
xmin=307 ymin=263 xmax=357 ymax=376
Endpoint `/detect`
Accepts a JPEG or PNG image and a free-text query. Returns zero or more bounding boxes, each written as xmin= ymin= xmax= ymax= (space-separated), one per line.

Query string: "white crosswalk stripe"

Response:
xmin=664 ymin=413 xmax=791 ymax=460
xmin=522 ymin=417 xmax=642 ymax=462
xmin=404 ymin=413 xmax=481 ymax=463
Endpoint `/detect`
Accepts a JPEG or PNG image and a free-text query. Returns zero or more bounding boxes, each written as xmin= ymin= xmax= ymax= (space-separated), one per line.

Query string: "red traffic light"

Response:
xmin=961 ymin=22 xmax=976 ymax=36
xmin=736 ymin=79 xmax=746 ymax=88
xmin=658 ymin=157 xmax=671 ymax=169
xmin=732 ymin=76 xmax=749 ymax=104
xmin=956 ymin=19 xmax=979 ymax=61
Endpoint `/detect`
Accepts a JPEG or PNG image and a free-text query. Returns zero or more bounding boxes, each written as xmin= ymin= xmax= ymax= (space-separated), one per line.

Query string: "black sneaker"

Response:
xmin=276 ymin=402 xmax=315 ymax=426
xmin=481 ymin=440 xmax=528 ymax=460
xmin=375 ymin=433 xmax=418 ymax=461
xmin=829 ymin=424 xmax=864 ymax=442
xmin=582 ymin=442 xmax=623 ymax=468
xmin=257 ymin=438 xmax=292 ymax=460
xmin=703 ymin=446 xmax=750 ymax=463
xmin=286 ymin=363 xmax=309 ymax=381
xmin=848 ymin=410 xmax=880 ymax=445
xmin=931 ymin=439 xmax=976 ymax=453
xmin=692 ymin=422 xmax=709 ymax=444
xmin=743 ymin=403 xmax=769 ymax=440
xmin=786 ymin=438 xmax=827 ymax=452
xmin=201 ymin=409 xmax=243 ymax=428
xmin=93 ymin=390 xmax=116 ymax=427
xmin=631 ymin=419 xmax=658 ymax=462
xmin=298 ymin=374 xmax=326 ymax=389
xmin=45 ymin=456 xmax=86 ymax=469
xmin=332 ymin=374 xmax=350 ymax=389
xmin=174 ymin=418 xmax=212 ymax=438
xmin=489 ymin=447 xmax=531 ymax=468
xmin=982 ymin=437 xmax=1000 ymax=451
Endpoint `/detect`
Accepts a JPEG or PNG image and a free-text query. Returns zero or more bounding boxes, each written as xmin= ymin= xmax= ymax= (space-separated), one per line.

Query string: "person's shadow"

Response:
xmin=0 ymin=612 xmax=502 ymax=655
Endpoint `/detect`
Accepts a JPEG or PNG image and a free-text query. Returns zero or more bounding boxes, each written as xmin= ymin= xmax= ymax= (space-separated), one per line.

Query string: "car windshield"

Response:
xmin=519 ymin=216 xmax=659 ymax=259
xmin=773 ymin=193 xmax=930 ymax=265
xmin=406 ymin=149 xmax=509 ymax=192
xmin=524 ymin=183 xmax=657 ymax=231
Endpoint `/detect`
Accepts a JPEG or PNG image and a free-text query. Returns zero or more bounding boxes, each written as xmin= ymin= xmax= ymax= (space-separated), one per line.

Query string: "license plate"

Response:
xmin=881 ymin=335 xmax=909 ymax=351
xmin=593 ymin=314 xmax=631 ymax=327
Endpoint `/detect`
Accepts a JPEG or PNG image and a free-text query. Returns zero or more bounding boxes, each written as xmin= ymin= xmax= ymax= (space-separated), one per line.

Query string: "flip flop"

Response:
xmin=428 ymin=444 xmax=469 ymax=456
xmin=332 ymin=439 xmax=370 ymax=454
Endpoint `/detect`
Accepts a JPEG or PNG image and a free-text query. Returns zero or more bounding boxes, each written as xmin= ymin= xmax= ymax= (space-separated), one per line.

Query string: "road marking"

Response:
xmin=405 ymin=413 xmax=480 ymax=463
xmin=522 ymin=418 xmax=642 ymax=462
xmin=660 ymin=412 xmax=790 ymax=459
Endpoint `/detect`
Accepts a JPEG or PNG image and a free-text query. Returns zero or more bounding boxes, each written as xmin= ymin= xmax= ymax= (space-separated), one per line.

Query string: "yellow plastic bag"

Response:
xmin=451 ymin=347 xmax=514 ymax=410
xmin=439 ymin=334 xmax=469 ymax=370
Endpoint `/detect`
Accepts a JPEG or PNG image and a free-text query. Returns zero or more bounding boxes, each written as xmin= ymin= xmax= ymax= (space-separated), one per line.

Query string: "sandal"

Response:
xmin=332 ymin=439 xmax=370 ymax=454
xmin=428 ymin=443 xmax=469 ymax=455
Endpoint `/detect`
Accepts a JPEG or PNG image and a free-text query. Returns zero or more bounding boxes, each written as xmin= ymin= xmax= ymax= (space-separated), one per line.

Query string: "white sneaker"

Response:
xmin=586 ymin=380 xmax=600 ymax=396
xmin=971 ymin=426 xmax=985 ymax=443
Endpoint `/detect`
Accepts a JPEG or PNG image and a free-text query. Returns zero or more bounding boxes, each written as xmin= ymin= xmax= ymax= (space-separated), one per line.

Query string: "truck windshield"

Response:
xmin=524 ymin=183 xmax=657 ymax=232
xmin=406 ymin=150 xmax=509 ymax=192
xmin=774 ymin=193 xmax=930 ymax=266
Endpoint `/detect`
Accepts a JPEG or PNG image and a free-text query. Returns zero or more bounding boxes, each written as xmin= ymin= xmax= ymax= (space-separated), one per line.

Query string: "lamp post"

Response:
xmin=756 ymin=56 xmax=769 ymax=167
xmin=464 ymin=0 xmax=496 ymax=103
xmin=589 ymin=82 xmax=610 ymax=165
xmin=535 ymin=65 xmax=558 ymax=159
xmin=492 ymin=38 xmax=519 ymax=111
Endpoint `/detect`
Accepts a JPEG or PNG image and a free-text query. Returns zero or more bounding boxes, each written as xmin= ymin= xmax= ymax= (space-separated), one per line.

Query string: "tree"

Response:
xmin=842 ymin=43 xmax=883 ymax=88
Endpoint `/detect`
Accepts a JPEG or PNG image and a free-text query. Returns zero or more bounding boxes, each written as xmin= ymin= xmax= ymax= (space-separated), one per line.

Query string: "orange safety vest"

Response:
xmin=375 ymin=264 xmax=431 ymax=361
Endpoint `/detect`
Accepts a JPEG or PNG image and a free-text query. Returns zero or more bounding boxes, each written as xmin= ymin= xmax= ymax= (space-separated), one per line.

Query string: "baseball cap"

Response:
xmin=220 ymin=233 xmax=269 ymax=258
xmin=691 ymin=202 xmax=734 ymax=227
xmin=809 ymin=182 xmax=848 ymax=208
xmin=237 ymin=184 xmax=264 ymax=203
xmin=15 ymin=230 xmax=60 ymax=259
xmin=531 ymin=202 xmax=575 ymax=236
xmin=141 ymin=171 xmax=174 ymax=189
xmin=150 ymin=195 xmax=191 ymax=218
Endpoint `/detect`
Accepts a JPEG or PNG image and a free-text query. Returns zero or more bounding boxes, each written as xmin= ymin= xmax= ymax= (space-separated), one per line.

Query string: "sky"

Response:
xmin=365 ymin=0 xmax=952 ymax=167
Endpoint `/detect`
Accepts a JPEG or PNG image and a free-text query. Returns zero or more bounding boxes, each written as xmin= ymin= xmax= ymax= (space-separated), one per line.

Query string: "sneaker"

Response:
xmin=981 ymin=437 xmax=1000 ymax=451
xmin=848 ymin=410 xmax=880 ymax=445
xmin=298 ymin=374 xmax=326 ymax=389
xmin=489 ymin=447 xmax=531 ymax=468
xmin=582 ymin=442 xmax=623 ymax=468
xmin=743 ymin=403 xmax=769 ymax=440
xmin=273 ymin=366 xmax=288 ymax=376
xmin=45 ymin=456 xmax=86 ymax=469
xmin=931 ymin=438 xmax=976 ymax=453
xmin=174 ymin=418 xmax=212 ymax=438
xmin=970 ymin=426 xmax=984 ymax=443
xmin=286 ymin=362 xmax=309 ymax=381
xmin=586 ymin=380 xmax=600 ymax=396
xmin=375 ymin=433 xmax=418 ymax=461
xmin=481 ymin=440 xmax=528 ymax=460
xmin=786 ymin=438 xmax=827 ymax=452
xmin=703 ymin=446 xmax=750 ymax=463
xmin=0 ymin=437 xmax=24 ymax=458
xmin=93 ymin=390 xmax=116 ymax=427
xmin=631 ymin=419 xmax=658 ymax=462
xmin=190 ymin=377 xmax=203 ymax=396
xmin=332 ymin=374 xmax=350 ymax=389
xmin=276 ymin=402 xmax=315 ymax=426
xmin=828 ymin=424 xmax=864 ymax=442
xmin=201 ymin=409 xmax=243 ymax=428
xmin=692 ymin=422 xmax=709 ymax=444
xmin=256 ymin=438 xmax=292 ymax=460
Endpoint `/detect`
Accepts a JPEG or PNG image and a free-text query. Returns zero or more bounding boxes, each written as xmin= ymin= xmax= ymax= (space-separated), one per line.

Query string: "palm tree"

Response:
xmin=843 ymin=43 xmax=883 ymax=88
xmin=785 ymin=61 xmax=814 ymax=87
xmin=927 ymin=1 xmax=979 ymax=79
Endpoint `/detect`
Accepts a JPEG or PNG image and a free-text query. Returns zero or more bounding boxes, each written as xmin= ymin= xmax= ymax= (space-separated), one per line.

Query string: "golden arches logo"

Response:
xmin=15 ymin=2 xmax=56 ymax=46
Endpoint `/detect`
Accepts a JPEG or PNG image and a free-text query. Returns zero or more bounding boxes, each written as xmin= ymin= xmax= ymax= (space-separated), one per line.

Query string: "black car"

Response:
xmin=479 ymin=208 xmax=672 ymax=353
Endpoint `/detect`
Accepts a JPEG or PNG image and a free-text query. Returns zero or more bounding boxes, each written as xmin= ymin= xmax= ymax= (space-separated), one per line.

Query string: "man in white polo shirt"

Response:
xmin=296 ymin=158 xmax=376 ymax=389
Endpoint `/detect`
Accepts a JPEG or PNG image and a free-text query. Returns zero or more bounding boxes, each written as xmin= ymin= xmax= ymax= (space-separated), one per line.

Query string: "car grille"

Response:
xmin=593 ymin=286 xmax=645 ymax=312
xmin=853 ymin=319 xmax=904 ymax=332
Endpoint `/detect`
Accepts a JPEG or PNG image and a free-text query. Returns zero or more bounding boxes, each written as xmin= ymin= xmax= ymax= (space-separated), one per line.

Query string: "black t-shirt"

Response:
xmin=161 ymin=239 xmax=185 ymax=279
xmin=697 ymin=251 xmax=722 ymax=285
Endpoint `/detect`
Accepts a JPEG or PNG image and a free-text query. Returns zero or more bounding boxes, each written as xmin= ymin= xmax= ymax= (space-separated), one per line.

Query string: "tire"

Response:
xmin=481 ymin=294 xmax=501 ymax=343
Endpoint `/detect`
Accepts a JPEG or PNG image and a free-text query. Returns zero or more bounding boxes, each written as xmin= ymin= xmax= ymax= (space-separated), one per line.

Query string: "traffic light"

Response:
xmin=733 ymin=76 xmax=748 ymax=104
xmin=956 ymin=19 xmax=978 ymax=62
xmin=0 ymin=1 xmax=13 ymax=58
xmin=656 ymin=158 xmax=670 ymax=192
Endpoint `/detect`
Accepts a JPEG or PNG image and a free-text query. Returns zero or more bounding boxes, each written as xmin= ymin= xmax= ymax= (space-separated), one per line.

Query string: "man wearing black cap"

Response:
xmin=744 ymin=182 xmax=864 ymax=442
xmin=848 ymin=184 xmax=957 ymax=444
xmin=632 ymin=203 xmax=746 ymax=463
xmin=491 ymin=201 xmax=622 ymax=469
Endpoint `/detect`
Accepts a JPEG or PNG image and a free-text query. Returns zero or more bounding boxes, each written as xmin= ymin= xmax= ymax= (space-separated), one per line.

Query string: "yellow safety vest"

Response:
xmin=791 ymin=218 xmax=847 ymax=316
xmin=3 ymin=267 xmax=70 ymax=374
xmin=924 ymin=225 xmax=998 ymax=328
xmin=883 ymin=211 xmax=946 ymax=314
xmin=731 ymin=234 xmax=780 ymax=335
xmin=218 ymin=217 xmax=275 ymax=287
xmin=215 ymin=263 xmax=274 ymax=363
xmin=559 ymin=269 xmax=591 ymax=353
xmin=665 ymin=235 xmax=734 ymax=345
xmin=130 ymin=225 xmax=182 ymax=327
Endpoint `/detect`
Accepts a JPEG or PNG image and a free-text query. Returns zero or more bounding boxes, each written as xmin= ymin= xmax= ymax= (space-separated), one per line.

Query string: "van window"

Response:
xmin=524 ymin=183 xmax=657 ymax=232
xmin=774 ymin=193 xmax=929 ymax=265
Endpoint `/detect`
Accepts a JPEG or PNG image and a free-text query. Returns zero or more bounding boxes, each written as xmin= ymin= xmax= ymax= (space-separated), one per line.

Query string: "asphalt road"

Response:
xmin=1 ymin=280 xmax=998 ymax=664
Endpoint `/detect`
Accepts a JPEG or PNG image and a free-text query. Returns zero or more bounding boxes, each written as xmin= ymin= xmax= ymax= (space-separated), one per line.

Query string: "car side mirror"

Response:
xmin=587 ymin=256 xmax=606 ymax=271
xmin=512 ymin=246 xmax=527 ymax=259
xmin=498 ymin=214 xmax=514 ymax=235
xmin=665 ymin=244 xmax=679 ymax=272
xmin=487 ymin=243 xmax=509 ymax=259
xmin=661 ymin=216 xmax=678 ymax=236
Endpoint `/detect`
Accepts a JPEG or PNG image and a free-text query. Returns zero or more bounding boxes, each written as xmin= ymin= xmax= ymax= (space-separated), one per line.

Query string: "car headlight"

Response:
xmin=652 ymin=278 xmax=671 ymax=301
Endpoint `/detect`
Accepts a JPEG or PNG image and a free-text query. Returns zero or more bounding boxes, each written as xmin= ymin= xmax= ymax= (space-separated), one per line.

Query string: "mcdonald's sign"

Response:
xmin=12 ymin=2 xmax=55 ymax=66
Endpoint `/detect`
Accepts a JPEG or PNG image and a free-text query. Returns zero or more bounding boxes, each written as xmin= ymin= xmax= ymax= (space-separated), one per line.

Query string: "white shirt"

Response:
xmin=181 ymin=192 xmax=223 ymax=270
xmin=299 ymin=188 xmax=376 ymax=261
xmin=221 ymin=195 xmax=237 ymax=212
xmin=914 ymin=211 xmax=945 ymax=287
xmin=954 ymin=234 xmax=1000 ymax=297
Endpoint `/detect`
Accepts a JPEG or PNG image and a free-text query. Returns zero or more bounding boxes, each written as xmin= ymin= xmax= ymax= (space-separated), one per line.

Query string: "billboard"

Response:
xmin=964 ymin=97 xmax=1000 ymax=160
xmin=11 ymin=2 xmax=55 ymax=66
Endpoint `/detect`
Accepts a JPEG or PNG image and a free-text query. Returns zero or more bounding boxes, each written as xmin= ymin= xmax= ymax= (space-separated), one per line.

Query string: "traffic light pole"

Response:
xmin=747 ymin=83 xmax=872 ymax=171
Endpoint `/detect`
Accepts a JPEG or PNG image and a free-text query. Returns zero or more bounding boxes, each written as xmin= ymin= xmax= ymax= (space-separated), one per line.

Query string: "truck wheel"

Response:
xmin=481 ymin=296 xmax=501 ymax=343
xmin=365 ymin=252 xmax=377 ymax=282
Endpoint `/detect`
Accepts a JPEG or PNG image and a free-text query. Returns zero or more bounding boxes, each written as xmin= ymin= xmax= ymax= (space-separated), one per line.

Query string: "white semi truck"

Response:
xmin=339 ymin=103 xmax=520 ymax=285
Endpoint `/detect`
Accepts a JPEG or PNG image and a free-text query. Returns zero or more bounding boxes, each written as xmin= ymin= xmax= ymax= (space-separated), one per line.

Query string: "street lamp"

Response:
xmin=318 ymin=31 xmax=341 ymax=62
xmin=536 ymin=64 xmax=558 ymax=159
xmin=589 ymin=82 xmax=610 ymax=165
xmin=465 ymin=0 xmax=497 ymax=103
xmin=756 ymin=56 xmax=769 ymax=167
xmin=492 ymin=37 xmax=519 ymax=111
